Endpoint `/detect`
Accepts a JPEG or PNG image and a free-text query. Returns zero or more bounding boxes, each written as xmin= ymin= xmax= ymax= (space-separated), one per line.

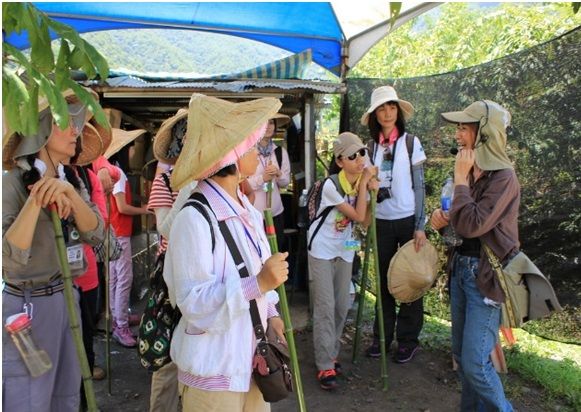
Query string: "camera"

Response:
xmin=377 ymin=187 xmax=392 ymax=203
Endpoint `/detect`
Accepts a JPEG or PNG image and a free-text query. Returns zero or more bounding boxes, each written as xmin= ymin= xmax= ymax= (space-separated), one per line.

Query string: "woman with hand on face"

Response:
xmin=431 ymin=100 xmax=518 ymax=412
xmin=2 ymin=89 xmax=105 ymax=412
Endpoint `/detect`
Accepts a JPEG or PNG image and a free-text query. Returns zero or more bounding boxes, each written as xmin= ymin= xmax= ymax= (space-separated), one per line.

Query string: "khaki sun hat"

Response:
xmin=360 ymin=86 xmax=415 ymax=126
xmin=153 ymin=108 xmax=188 ymax=165
xmin=104 ymin=128 xmax=148 ymax=159
xmin=170 ymin=94 xmax=282 ymax=190
xmin=388 ymin=239 xmax=439 ymax=303
xmin=441 ymin=100 xmax=513 ymax=171
xmin=332 ymin=132 xmax=367 ymax=158
xmin=3 ymin=88 xmax=97 ymax=170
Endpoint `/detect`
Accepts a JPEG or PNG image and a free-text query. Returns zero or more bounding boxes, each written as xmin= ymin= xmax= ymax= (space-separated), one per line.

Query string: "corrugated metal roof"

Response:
xmin=96 ymin=75 xmax=344 ymax=94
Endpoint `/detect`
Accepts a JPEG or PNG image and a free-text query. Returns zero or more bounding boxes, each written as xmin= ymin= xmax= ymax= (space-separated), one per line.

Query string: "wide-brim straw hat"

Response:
xmin=104 ymin=128 xmax=148 ymax=159
xmin=360 ymin=85 xmax=415 ymax=125
xmin=271 ymin=113 xmax=291 ymax=128
xmin=388 ymin=239 xmax=439 ymax=303
xmin=74 ymin=123 xmax=104 ymax=166
xmin=153 ymin=108 xmax=188 ymax=165
xmin=3 ymin=88 xmax=97 ymax=170
xmin=171 ymin=93 xmax=282 ymax=190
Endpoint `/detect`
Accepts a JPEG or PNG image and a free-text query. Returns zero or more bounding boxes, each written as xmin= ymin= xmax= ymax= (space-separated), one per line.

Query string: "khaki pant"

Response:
xmin=150 ymin=361 xmax=179 ymax=412
xmin=308 ymin=254 xmax=352 ymax=371
xmin=180 ymin=381 xmax=269 ymax=412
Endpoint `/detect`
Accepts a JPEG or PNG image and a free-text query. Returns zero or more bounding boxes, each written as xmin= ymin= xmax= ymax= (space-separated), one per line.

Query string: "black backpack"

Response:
xmin=305 ymin=174 xmax=344 ymax=251
xmin=137 ymin=192 xmax=215 ymax=371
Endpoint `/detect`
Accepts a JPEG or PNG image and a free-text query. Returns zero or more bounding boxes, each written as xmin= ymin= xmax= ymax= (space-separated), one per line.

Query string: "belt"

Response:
xmin=3 ymin=281 xmax=65 ymax=297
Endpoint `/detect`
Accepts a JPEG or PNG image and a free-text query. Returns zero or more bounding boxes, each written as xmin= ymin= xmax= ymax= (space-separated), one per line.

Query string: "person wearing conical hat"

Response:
xmin=361 ymin=85 xmax=428 ymax=362
xmin=430 ymin=100 xmax=517 ymax=411
xmin=247 ymin=113 xmax=292 ymax=250
xmin=163 ymin=94 xmax=288 ymax=411
xmin=105 ymin=127 xmax=150 ymax=348
xmin=2 ymin=89 xmax=105 ymax=411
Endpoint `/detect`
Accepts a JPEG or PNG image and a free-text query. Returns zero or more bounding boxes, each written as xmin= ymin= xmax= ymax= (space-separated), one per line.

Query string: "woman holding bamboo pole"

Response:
xmin=162 ymin=94 xmax=288 ymax=411
xmin=307 ymin=132 xmax=378 ymax=390
xmin=2 ymin=89 xmax=105 ymax=411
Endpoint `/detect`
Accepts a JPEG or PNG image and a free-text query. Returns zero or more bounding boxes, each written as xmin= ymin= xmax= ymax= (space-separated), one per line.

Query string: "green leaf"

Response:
xmin=55 ymin=40 xmax=72 ymax=89
xmin=389 ymin=2 xmax=402 ymax=30
xmin=2 ymin=3 xmax=25 ymax=35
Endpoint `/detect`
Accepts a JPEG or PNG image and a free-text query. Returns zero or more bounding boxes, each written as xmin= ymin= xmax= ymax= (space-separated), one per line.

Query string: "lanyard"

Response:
xmin=206 ymin=181 xmax=263 ymax=259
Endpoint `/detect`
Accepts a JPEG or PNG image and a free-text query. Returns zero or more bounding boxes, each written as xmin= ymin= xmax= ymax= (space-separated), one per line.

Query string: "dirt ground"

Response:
xmin=92 ymin=292 xmax=560 ymax=412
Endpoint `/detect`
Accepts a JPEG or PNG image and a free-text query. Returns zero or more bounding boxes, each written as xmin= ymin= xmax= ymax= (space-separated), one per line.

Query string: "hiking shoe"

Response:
xmin=317 ymin=369 xmax=338 ymax=390
xmin=365 ymin=342 xmax=382 ymax=358
xmin=394 ymin=345 xmax=419 ymax=363
xmin=113 ymin=327 xmax=137 ymax=348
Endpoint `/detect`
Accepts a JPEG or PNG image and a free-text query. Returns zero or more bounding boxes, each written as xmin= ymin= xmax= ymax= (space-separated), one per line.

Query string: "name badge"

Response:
xmin=67 ymin=244 xmax=84 ymax=270
xmin=344 ymin=239 xmax=361 ymax=251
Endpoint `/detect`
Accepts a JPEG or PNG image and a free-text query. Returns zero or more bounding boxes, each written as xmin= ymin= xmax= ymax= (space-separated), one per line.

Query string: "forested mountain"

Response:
xmin=79 ymin=29 xmax=292 ymax=76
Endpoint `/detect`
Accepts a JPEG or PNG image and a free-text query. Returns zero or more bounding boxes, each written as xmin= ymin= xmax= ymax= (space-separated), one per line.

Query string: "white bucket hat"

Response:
xmin=361 ymin=86 xmax=415 ymax=125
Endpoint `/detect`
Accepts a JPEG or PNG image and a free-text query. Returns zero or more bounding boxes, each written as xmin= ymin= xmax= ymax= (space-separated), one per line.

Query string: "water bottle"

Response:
xmin=440 ymin=177 xmax=463 ymax=247
xmin=297 ymin=189 xmax=308 ymax=228
xmin=5 ymin=313 xmax=53 ymax=377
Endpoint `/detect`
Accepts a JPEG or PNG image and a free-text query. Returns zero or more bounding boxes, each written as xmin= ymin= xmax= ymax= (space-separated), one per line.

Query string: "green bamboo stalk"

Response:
xmin=266 ymin=181 xmax=273 ymax=209
xmin=352 ymin=229 xmax=372 ymax=364
xmin=369 ymin=193 xmax=388 ymax=390
xmin=49 ymin=207 xmax=98 ymax=411
xmin=264 ymin=209 xmax=307 ymax=412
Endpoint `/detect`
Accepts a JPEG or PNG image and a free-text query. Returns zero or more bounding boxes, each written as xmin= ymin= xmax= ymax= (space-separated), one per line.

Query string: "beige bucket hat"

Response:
xmin=153 ymin=108 xmax=188 ymax=165
xmin=171 ymin=93 xmax=281 ymax=190
xmin=361 ymin=86 xmax=415 ymax=125
xmin=104 ymin=128 xmax=148 ymax=159
xmin=3 ymin=88 xmax=103 ymax=169
xmin=388 ymin=239 xmax=439 ymax=303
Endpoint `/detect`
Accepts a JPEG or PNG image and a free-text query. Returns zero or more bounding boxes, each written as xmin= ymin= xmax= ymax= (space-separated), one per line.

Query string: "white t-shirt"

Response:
xmin=307 ymin=179 xmax=357 ymax=262
xmin=370 ymin=133 xmax=426 ymax=220
xmin=112 ymin=168 xmax=127 ymax=196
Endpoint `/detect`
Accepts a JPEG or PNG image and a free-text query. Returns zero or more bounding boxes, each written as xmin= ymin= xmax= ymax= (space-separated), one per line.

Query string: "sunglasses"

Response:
xmin=342 ymin=148 xmax=367 ymax=161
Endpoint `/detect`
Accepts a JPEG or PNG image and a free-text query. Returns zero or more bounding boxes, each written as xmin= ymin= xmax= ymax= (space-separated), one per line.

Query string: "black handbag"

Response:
xmin=218 ymin=220 xmax=293 ymax=403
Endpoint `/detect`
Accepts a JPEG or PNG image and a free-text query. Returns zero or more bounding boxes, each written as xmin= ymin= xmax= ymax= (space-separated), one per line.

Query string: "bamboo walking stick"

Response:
xmin=352 ymin=228 xmax=372 ymax=364
xmin=105 ymin=196 xmax=112 ymax=394
xmin=369 ymin=192 xmax=389 ymax=390
xmin=264 ymin=209 xmax=307 ymax=412
xmin=49 ymin=206 xmax=98 ymax=412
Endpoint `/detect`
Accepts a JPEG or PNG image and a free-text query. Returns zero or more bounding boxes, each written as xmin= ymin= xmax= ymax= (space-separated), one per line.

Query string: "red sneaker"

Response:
xmin=317 ymin=369 xmax=338 ymax=390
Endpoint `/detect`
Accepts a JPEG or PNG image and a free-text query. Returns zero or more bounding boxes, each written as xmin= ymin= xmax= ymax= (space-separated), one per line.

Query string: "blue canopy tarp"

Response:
xmin=6 ymin=2 xmax=345 ymax=75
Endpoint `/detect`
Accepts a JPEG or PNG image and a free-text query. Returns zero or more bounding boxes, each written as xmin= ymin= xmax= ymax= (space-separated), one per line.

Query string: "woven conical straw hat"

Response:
xmin=388 ymin=239 xmax=439 ymax=303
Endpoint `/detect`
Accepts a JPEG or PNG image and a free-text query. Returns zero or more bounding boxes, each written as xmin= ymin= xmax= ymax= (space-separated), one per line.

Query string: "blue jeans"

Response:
xmin=450 ymin=254 xmax=513 ymax=412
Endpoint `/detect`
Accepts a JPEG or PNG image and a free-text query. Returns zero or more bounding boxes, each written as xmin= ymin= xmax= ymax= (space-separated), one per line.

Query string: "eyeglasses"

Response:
xmin=342 ymin=148 xmax=367 ymax=161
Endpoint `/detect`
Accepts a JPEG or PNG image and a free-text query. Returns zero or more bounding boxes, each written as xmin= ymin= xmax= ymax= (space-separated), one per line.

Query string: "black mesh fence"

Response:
xmin=345 ymin=27 xmax=580 ymax=301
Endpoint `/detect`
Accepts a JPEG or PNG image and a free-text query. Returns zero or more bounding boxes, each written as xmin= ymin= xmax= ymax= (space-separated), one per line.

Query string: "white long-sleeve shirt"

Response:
xmin=163 ymin=179 xmax=279 ymax=392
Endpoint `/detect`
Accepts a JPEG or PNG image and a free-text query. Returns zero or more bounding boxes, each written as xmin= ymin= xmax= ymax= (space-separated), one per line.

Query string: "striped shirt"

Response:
xmin=147 ymin=172 xmax=178 ymax=254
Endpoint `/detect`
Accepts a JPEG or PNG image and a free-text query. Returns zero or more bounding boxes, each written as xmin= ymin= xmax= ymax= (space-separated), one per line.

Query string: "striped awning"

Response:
xmin=214 ymin=49 xmax=312 ymax=80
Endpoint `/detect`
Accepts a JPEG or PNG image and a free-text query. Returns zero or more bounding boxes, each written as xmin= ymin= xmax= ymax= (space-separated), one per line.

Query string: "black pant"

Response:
xmin=80 ymin=286 xmax=98 ymax=407
xmin=372 ymin=215 xmax=424 ymax=349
